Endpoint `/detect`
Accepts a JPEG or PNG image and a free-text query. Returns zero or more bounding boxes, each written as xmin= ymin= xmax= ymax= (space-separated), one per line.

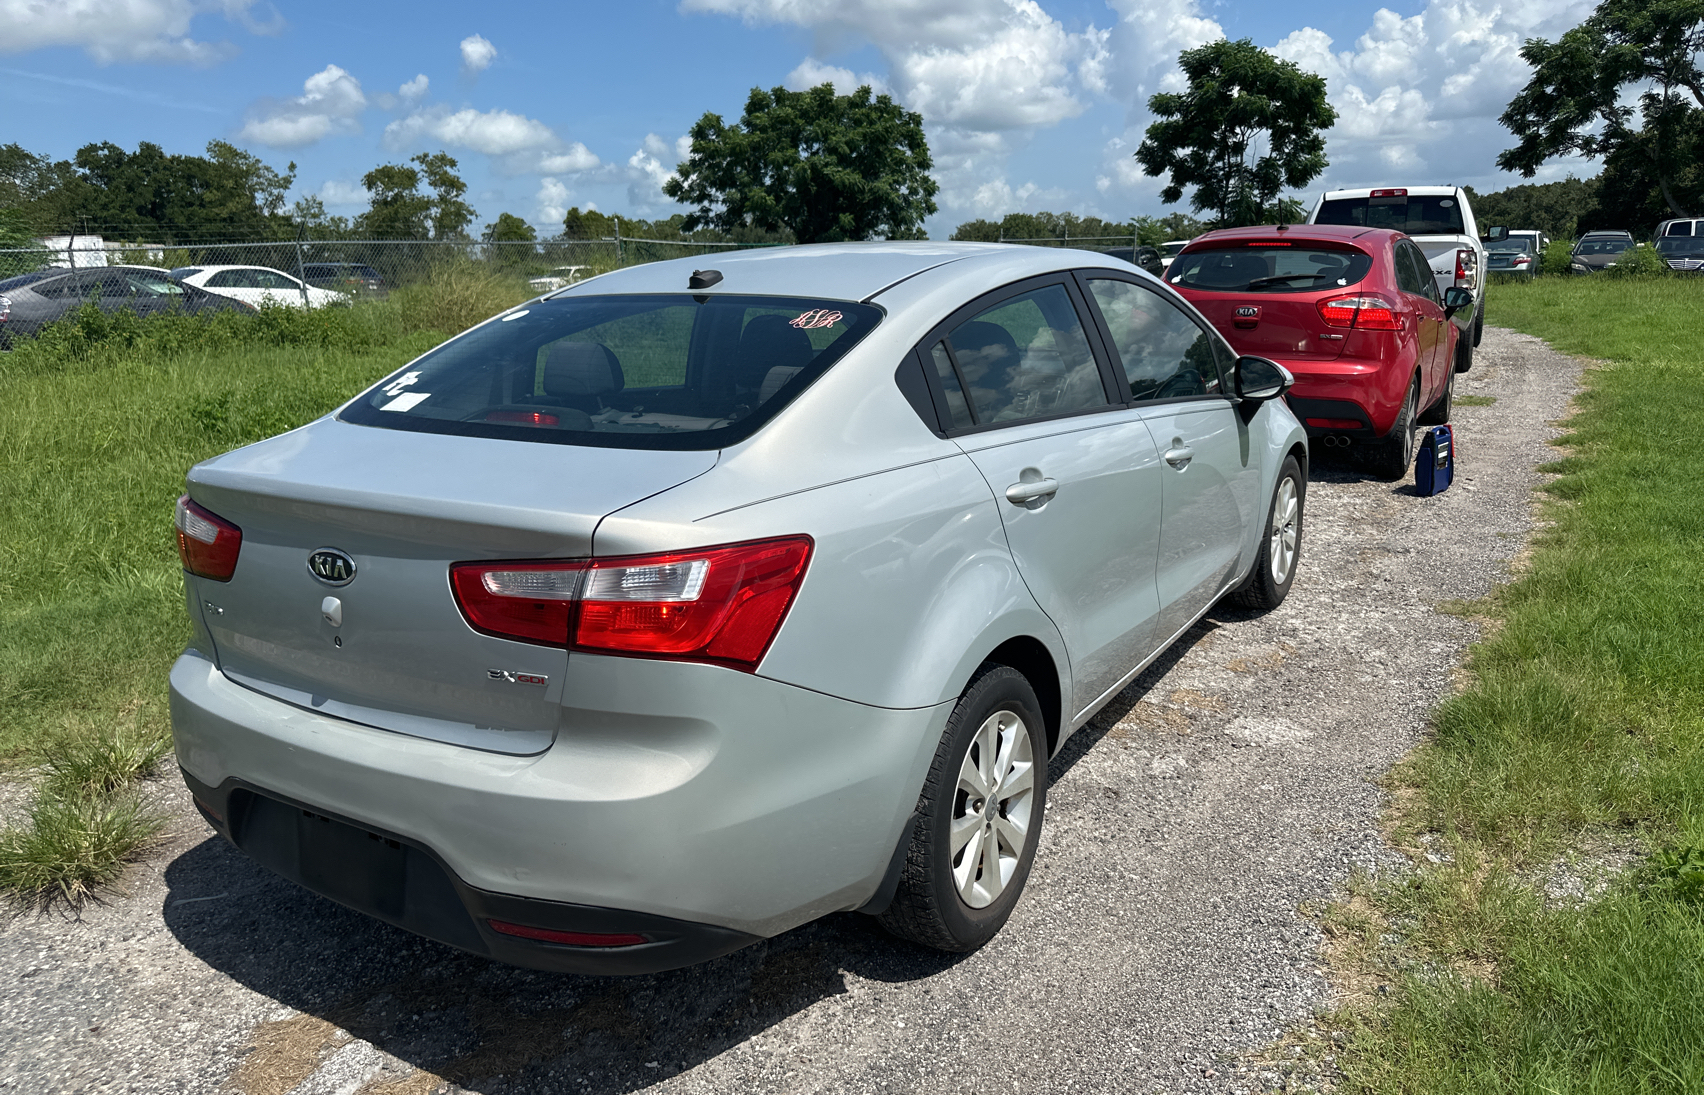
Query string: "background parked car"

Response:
xmin=1654 ymin=218 xmax=1704 ymax=272
xmin=1307 ymin=185 xmax=1488 ymax=370
xmin=1095 ymin=246 xmax=1165 ymax=277
xmin=170 ymin=265 xmax=345 ymax=309
xmin=1486 ymin=237 xmax=1538 ymax=279
xmin=169 ymin=242 xmax=1308 ymax=973
xmin=0 ymin=265 xmax=252 ymax=347
xmin=299 ymin=262 xmax=388 ymax=298
xmin=1168 ymin=224 xmax=1470 ymax=479
xmin=1570 ymin=231 xmax=1634 ymax=273
xmin=527 ymin=265 xmax=592 ymax=293
xmin=1159 ymin=240 xmax=1190 ymax=270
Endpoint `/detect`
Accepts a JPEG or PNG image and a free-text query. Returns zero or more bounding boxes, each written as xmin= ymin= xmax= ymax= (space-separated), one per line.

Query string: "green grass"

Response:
xmin=1322 ymin=274 xmax=1704 ymax=1092
xmin=1455 ymin=393 xmax=1497 ymax=407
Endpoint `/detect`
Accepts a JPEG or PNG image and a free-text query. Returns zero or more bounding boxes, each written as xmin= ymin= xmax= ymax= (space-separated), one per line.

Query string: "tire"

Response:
xmin=1453 ymin=324 xmax=1475 ymax=373
xmin=1472 ymin=299 xmax=1484 ymax=347
xmin=1231 ymin=454 xmax=1303 ymax=611
xmin=1369 ymin=376 xmax=1418 ymax=481
xmin=1418 ymin=367 xmax=1454 ymax=425
xmin=878 ymin=665 xmax=1048 ymax=953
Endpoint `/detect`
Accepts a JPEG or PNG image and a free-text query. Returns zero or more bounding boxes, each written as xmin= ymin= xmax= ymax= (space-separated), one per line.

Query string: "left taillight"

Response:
xmin=174 ymin=495 xmax=242 ymax=582
xmin=449 ymin=536 xmax=814 ymax=672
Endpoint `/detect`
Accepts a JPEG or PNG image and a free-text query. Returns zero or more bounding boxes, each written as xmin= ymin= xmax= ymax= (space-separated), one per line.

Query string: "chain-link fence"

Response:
xmin=0 ymin=236 xmax=783 ymax=295
xmin=995 ymin=233 xmax=1141 ymax=251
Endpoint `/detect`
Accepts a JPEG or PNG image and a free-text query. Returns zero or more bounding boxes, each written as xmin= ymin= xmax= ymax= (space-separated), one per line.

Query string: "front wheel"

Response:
xmin=1369 ymin=377 xmax=1418 ymax=481
xmin=1232 ymin=454 xmax=1303 ymax=611
xmin=878 ymin=665 xmax=1047 ymax=953
xmin=1472 ymin=299 xmax=1484 ymax=346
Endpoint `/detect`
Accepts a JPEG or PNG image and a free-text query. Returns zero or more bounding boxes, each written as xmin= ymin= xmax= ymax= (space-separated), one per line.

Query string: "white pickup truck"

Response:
xmin=1305 ymin=186 xmax=1490 ymax=373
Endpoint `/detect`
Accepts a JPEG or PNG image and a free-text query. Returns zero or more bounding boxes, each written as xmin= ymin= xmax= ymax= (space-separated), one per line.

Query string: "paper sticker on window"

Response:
xmin=789 ymin=309 xmax=843 ymax=330
xmin=381 ymin=392 xmax=431 ymax=412
xmin=382 ymin=371 xmax=422 ymax=396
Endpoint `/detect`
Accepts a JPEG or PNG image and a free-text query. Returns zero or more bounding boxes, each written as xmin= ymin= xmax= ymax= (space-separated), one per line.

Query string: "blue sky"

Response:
xmin=1 ymin=0 xmax=1598 ymax=238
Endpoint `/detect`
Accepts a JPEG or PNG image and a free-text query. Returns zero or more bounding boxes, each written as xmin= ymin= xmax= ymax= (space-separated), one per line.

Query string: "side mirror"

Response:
xmin=1235 ymin=355 xmax=1293 ymax=402
xmin=1483 ymin=225 xmax=1509 ymax=243
xmin=1442 ymin=286 xmax=1473 ymax=313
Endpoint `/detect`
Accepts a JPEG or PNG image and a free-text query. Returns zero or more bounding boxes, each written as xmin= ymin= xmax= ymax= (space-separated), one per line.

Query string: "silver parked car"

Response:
xmin=170 ymin=242 xmax=1308 ymax=974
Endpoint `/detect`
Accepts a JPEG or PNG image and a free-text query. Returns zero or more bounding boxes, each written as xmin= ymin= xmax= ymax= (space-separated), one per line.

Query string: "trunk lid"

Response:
xmin=1185 ymin=292 xmax=1351 ymax=362
xmin=186 ymin=417 xmax=717 ymax=754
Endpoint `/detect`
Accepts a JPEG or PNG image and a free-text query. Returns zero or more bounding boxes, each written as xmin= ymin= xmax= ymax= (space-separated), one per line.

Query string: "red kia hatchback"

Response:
xmin=1167 ymin=225 xmax=1471 ymax=479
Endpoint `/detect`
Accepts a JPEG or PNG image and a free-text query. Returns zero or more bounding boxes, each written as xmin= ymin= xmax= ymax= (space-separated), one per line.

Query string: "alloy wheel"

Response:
xmin=1268 ymin=476 xmax=1299 ymax=586
xmin=951 ymin=709 xmax=1037 ymax=909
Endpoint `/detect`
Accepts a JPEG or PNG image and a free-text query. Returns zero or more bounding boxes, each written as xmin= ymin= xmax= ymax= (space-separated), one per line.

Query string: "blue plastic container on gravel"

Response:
xmin=1415 ymin=424 xmax=1454 ymax=496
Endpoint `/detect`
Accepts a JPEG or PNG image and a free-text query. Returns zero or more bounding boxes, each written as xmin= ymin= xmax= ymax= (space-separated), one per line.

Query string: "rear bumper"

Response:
xmin=1272 ymin=356 xmax=1406 ymax=438
xmin=170 ymin=647 xmax=946 ymax=967
xmin=1285 ymin=396 xmax=1377 ymax=439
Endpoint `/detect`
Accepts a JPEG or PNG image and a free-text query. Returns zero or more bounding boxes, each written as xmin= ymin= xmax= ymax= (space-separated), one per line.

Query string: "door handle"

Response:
xmin=1164 ymin=445 xmax=1194 ymax=469
xmin=1005 ymin=477 xmax=1059 ymax=505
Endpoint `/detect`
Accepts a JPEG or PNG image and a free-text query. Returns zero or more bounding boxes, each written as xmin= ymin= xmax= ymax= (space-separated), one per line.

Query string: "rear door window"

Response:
xmin=1084 ymin=278 xmax=1226 ymax=402
xmin=930 ymin=284 xmax=1108 ymax=428
xmin=341 ymin=294 xmax=881 ymax=450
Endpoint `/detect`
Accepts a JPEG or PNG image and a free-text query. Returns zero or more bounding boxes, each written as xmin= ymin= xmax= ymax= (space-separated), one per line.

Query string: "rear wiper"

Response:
xmin=1245 ymin=274 xmax=1328 ymax=289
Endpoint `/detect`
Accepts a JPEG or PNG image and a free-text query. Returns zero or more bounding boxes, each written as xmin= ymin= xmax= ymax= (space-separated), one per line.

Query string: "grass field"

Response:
xmin=1321 ymin=274 xmax=1704 ymax=1093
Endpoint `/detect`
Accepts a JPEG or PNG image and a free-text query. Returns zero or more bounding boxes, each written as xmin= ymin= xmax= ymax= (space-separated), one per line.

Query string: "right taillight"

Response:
xmin=1317 ymin=294 xmax=1401 ymax=331
xmin=1455 ymin=248 xmax=1475 ymax=286
xmin=174 ymin=495 xmax=242 ymax=582
xmin=449 ymin=536 xmax=813 ymax=672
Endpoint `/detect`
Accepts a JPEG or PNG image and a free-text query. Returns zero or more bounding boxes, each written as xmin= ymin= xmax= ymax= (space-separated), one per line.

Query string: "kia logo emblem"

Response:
xmin=307 ymin=549 xmax=356 ymax=586
xmin=1235 ymin=306 xmax=1260 ymax=318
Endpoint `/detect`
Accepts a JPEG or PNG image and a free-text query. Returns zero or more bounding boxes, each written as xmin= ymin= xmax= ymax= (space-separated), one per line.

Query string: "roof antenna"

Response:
xmin=688 ymin=269 xmax=723 ymax=289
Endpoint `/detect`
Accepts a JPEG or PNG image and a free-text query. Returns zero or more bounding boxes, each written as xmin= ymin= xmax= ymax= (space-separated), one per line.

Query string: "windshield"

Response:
xmin=1575 ymin=239 xmax=1630 ymax=256
xmin=1167 ymin=244 xmax=1374 ymax=293
xmin=1489 ymin=240 xmax=1531 ymax=253
xmin=1315 ymin=195 xmax=1466 ymax=235
xmin=1161 ymin=242 xmax=1187 ymax=256
xmin=341 ymin=293 xmax=882 ymax=449
xmin=1657 ymin=237 xmax=1703 ymax=253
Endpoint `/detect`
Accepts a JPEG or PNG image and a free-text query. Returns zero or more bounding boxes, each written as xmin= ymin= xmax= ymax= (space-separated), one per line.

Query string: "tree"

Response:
xmin=1498 ymin=0 xmax=1704 ymax=218
xmin=1135 ymin=212 xmax=1210 ymax=245
xmin=949 ymin=211 xmax=1137 ymax=244
xmin=355 ymin=152 xmax=474 ymax=240
xmin=0 ymin=208 xmax=48 ymax=276
xmin=1135 ymin=39 xmax=1336 ymax=227
xmin=560 ymin=206 xmax=617 ymax=239
xmin=483 ymin=212 xmax=537 ymax=242
xmin=664 ymin=83 xmax=938 ymax=244
xmin=1462 ymin=176 xmax=1602 ymax=239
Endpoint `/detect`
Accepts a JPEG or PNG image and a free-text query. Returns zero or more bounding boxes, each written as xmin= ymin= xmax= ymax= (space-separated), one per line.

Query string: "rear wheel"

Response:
xmin=1232 ymin=455 xmax=1303 ymax=611
xmin=1419 ymin=368 xmax=1454 ymax=425
xmin=1453 ymin=324 xmax=1475 ymax=373
xmin=879 ymin=665 xmax=1047 ymax=952
xmin=1472 ymin=299 xmax=1484 ymax=346
xmin=1369 ymin=377 xmax=1418 ymax=481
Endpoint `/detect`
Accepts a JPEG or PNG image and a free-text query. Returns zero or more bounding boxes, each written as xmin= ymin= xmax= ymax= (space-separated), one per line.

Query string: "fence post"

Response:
xmin=68 ymin=229 xmax=77 ymax=271
xmin=614 ymin=218 xmax=623 ymax=267
xmin=294 ymin=223 xmax=309 ymax=308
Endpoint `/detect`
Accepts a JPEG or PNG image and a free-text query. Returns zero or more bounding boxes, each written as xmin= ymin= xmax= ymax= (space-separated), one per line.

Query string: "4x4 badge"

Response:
xmin=307 ymin=549 xmax=356 ymax=586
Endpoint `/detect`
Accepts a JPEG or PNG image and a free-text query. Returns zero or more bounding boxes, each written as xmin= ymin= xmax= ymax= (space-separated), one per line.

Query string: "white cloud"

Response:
xmin=785 ymin=58 xmax=888 ymax=96
xmin=398 ymin=73 xmax=429 ymax=105
xmin=0 ymin=0 xmax=265 ymax=65
xmin=238 ymin=63 xmax=367 ymax=148
xmin=535 ymin=144 xmax=601 ymax=174
xmin=386 ymin=105 xmax=556 ymax=156
xmin=459 ymin=33 xmax=496 ymax=74
xmin=319 ymin=179 xmax=368 ymax=207
xmin=536 ymin=177 xmax=570 ymax=223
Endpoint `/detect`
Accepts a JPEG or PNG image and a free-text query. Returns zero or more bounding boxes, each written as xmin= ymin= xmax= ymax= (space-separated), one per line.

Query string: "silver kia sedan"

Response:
xmin=169 ymin=242 xmax=1307 ymax=974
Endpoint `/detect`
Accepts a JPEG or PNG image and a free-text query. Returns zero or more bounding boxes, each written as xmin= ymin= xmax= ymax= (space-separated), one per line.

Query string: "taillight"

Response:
xmin=174 ymin=495 xmax=242 ymax=582
xmin=1455 ymin=248 xmax=1475 ymax=286
xmin=449 ymin=536 xmax=813 ymax=671
xmin=1512 ymin=255 xmax=1532 ymax=266
xmin=1317 ymin=294 xmax=1401 ymax=331
xmin=1370 ymin=188 xmax=1407 ymax=198
xmin=0 ymin=294 xmax=10 ymax=322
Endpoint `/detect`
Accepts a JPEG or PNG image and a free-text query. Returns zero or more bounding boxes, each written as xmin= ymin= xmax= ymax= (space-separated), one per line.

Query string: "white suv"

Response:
xmin=1306 ymin=186 xmax=1485 ymax=373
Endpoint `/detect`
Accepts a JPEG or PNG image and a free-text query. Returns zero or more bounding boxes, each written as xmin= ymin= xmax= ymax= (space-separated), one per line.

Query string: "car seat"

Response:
xmin=729 ymin=315 xmax=815 ymax=415
xmin=541 ymin=341 xmax=625 ymax=414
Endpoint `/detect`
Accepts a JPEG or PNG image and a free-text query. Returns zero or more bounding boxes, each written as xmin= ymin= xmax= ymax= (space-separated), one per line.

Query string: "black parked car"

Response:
xmin=1096 ymin=245 xmax=1166 ymax=277
xmin=0 ymin=266 xmax=253 ymax=348
xmin=299 ymin=262 xmax=388 ymax=298
xmin=1569 ymin=231 xmax=1635 ymax=274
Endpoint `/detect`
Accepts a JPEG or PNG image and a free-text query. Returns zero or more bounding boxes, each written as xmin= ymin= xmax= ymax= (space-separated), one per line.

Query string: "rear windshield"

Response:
xmin=1489 ymin=240 xmax=1531 ymax=253
xmin=1315 ymin=195 xmax=1466 ymax=235
xmin=1166 ymin=245 xmax=1374 ymax=293
xmin=340 ymin=294 xmax=882 ymax=449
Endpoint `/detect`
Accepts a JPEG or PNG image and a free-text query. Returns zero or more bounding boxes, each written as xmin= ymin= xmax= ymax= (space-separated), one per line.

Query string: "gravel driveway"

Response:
xmin=0 ymin=326 xmax=1582 ymax=1095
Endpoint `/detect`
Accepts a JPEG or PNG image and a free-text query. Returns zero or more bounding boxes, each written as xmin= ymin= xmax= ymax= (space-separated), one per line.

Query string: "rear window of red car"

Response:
xmin=1167 ymin=245 xmax=1374 ymax=293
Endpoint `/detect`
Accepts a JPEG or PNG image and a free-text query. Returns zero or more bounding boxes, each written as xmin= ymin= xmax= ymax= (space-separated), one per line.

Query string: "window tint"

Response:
xmin=1664 ymin=221 xmax=1695 ymax=237
xmin=253 ymin=270 xmax=298 ymax=290
xmin=1087 ymin=279 xmax=1224 ymax=401
xmin=1167 ymin=246 xmax=1373 ymax=292
xmin=1315 ymin=194 xmax=1467 ymax=235
xmin=928 ymin=342 xmax=974 ymax=430
xmin=206 ymin=269 xmax=248 ymax=288
xmin=941 ymin=284 xmax=1106 ymax=426
xmin=340 ymin=294 xmax=880 ymax=450
xmin=127 ymin=272 xmax=184 ymax=296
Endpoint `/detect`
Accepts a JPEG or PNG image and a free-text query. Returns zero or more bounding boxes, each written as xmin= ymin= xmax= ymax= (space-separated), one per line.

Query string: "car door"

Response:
xmin=918 ymin=276 xmax=1166 ymax=719
xmin=1078 ymin=273 xmax=1261 ymax=642
xmin=1396 ymin=241 xmax=1446 ymax=392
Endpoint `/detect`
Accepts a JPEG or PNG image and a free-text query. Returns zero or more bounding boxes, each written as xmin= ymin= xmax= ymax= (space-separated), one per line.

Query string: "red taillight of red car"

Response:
xmin=174 ymin=495 xmax=242 ymax=582
xmin=1316 ymin=294 xmax=1402 ymax=331
xmin=449 ymin=536 xmax=814 ymax=671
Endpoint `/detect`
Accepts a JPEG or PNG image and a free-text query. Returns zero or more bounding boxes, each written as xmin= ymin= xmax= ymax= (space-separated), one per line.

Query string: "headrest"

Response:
xmin=542 ymin=341 xmax=623 ymax=399
xmin=950 ymin=321 xmax=1021 ymax=380
xmin=733 ymin=315 xmax=815 ymax=388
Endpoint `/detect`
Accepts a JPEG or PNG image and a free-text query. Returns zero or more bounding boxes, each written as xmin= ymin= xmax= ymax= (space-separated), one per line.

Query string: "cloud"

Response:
xmin=238 ymin=63 xmax=367 ymax=148
xmin=386 ymin=105 xmax=555 ymax=155
xmin=0 ymin=0 xmax=266 ymax=65
xmin=785 ymin=57 xmax=888 ymax=96
xmin=318 ymin=179 xmax=369 ymax=207
xmin=459 ymin=33 xmax=496 ymax=74
xmin=536 ymin=177 xmax=570 ymax=223
xmin=535 ymin=144 xmax=601 ymax=174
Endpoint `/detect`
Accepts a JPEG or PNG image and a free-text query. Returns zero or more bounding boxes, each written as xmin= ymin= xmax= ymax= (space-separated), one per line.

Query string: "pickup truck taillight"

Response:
xmin=1455 ymin=248 xmax=1476 ymax=287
